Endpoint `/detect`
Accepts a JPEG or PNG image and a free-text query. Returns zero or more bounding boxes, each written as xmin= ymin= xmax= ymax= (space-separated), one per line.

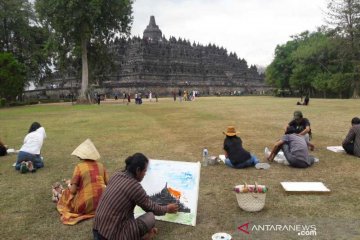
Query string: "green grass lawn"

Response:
xmin=0 ymin=96 xmax=360 ymax=240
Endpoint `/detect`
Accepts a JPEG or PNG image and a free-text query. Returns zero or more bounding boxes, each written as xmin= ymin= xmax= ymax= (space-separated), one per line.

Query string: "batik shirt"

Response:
xmin=94 ymin=171 xmax=167 ymax=240
xmin=343 ymin=125 xmax=360 ymax=157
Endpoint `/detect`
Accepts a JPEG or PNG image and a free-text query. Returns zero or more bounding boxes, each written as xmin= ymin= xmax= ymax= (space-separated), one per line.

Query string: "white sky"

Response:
xmin=131 ymin=0 xmax=329 ymax=67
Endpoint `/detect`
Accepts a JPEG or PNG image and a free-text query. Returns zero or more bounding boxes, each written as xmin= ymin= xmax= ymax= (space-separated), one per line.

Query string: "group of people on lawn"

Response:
xmin=1 ymin=111 xmax=359 ymax=240
xmin=224 ymin=110 xmax=315 ymax=169
xmin=224 ymin=111 xmax=360 ymax=170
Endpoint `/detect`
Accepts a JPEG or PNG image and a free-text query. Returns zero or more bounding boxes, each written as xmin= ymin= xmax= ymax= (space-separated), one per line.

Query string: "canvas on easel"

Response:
xmin=134 ymin=159 xmax=201 ymax=226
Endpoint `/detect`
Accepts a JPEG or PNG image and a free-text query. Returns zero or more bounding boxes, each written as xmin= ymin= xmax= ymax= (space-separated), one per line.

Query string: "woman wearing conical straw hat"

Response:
xmin=56 ymin=139 xmax=109 ymax=225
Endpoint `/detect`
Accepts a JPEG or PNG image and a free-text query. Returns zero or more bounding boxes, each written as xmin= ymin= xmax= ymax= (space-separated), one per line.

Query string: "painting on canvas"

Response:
xmin=134 ymin=159 xmax=201 ymax=226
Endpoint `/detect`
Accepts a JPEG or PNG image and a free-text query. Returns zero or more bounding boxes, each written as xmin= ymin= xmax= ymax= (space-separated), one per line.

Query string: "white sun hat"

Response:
xmin=71 ymin=139 xmax=100 ymax=161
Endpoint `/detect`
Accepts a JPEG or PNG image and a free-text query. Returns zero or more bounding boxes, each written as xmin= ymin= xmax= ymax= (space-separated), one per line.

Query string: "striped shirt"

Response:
xmin=93 ymin=171 xmax=167 ymax=240
xmin=343 ymin=125 xmax=360 ymax=157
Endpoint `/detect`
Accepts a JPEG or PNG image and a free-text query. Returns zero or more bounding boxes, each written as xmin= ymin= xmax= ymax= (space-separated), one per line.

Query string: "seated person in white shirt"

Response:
xmin=15 ymin=122 xmax=47 ymax=171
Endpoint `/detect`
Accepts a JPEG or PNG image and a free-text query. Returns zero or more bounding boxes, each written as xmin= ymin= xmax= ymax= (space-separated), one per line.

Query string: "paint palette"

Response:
xmin=212 ymin=232 xmax=232 ymax=240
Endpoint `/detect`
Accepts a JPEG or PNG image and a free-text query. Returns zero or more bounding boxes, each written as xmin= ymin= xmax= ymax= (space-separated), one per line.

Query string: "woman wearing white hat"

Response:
xmin=56 ymin=139 xmax=109 ymax=225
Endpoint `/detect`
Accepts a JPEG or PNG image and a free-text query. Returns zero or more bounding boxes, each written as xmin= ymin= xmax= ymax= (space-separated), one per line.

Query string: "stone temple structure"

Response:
xmin=25 ymin=16 xmax=268 ymax=99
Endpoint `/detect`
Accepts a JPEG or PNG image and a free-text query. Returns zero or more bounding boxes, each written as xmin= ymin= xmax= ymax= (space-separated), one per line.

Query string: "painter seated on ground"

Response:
xmin=342 ymin=117 xmax=360 ymax=158
xmin=15 ymin=122 xmax=46 ymax=171
xmin=286 ymin=111 xmax=312 ymax=142
xmin=56 ymin=139 xmax=108 ymax=225
xmin=93 ymin=153 xmax=178 ymax=240
xmin=267 ymin=128 xmax=315 ymax=168
xmin=222 ymin=126 xmax=261 ymax=169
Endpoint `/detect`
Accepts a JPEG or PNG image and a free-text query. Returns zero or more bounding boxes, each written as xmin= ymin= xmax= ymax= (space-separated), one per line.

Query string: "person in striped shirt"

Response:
xmin=342 ymin=117 xmax=360 ymax=158
xmin=93 ymin=153 xmax=179 ymax=240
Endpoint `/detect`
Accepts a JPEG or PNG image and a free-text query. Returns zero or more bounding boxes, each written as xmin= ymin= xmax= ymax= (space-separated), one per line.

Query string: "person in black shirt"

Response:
xmin=286 ymin=111 xmax=312 ymax=141
xmin=223 ymin=126 xmax=259 ymax=169
xmin=303 ymin=95 xmax=309 ymax=105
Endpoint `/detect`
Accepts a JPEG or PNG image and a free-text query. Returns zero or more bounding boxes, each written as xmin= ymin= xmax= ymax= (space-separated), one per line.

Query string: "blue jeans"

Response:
xmin=15 ymin=151 xmax=44 ymax=170
xmin=225 ymin=154 xmax=259 ymax=169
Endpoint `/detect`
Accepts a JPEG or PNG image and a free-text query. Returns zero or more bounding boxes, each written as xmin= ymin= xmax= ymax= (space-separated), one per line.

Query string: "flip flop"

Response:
xmin=255 ymin=162 xmax=270 ymax=170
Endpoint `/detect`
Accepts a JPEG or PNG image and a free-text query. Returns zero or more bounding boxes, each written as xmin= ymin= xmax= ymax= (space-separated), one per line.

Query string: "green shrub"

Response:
xmin=0 ymin=98 xmax=6 ymax=107
xmin=8 ymin=101 xmax=27 ymax=107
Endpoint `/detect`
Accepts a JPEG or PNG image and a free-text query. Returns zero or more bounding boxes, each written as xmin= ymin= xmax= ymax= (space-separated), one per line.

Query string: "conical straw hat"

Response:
xmin=71 ymin=139 xmax=100 ymax=161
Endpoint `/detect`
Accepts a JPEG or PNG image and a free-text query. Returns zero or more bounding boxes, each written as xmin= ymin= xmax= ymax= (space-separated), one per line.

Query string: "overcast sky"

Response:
xmin=131 ymin=0 xmax=329 ymax=67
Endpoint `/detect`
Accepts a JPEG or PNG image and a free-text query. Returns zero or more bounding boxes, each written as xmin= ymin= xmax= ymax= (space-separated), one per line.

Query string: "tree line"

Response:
xmin=266 ymin=0 xmax=360 ymax=98
xmin=0 ymin=0 xmax=133 ymax=103
xmin=1 ymin=0 xmax=359 ymax=102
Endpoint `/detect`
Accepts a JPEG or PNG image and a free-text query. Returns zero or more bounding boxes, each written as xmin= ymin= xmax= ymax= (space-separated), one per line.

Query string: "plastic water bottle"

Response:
xmin=202 ymin=148 xmax=208 ymax=167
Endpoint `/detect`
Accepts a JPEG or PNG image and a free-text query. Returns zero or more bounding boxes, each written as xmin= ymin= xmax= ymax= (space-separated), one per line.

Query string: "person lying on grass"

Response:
xmin=56 ymin=139 xmax=109 ymax=225
xmin=267 ymin=128 xmax=315 ymax=168
xmin=93 ymin=153 xmax=179 ymax=240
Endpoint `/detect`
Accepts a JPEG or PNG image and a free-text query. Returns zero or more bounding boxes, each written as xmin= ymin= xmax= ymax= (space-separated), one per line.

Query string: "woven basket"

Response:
xmin=235 ymin=183 xmax=266 ymax=212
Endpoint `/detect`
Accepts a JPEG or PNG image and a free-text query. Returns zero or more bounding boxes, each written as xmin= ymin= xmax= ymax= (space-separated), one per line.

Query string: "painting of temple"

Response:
xmin=134 ymin=159 xmax=200 ymax=226
xmin=26 ymin=16 xmax=269 ymax=99
xmin=149 ymin=183 xmax=191 ymax=213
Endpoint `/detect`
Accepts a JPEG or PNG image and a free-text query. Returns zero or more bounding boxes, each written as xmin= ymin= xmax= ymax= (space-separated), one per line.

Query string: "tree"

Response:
xmin=266 ymin=28 xmax=354 ymax=98
xmin=35 ymin=0 xmax=133 ymax=102
xmin=312 ymin=73 xmax=330 ymax=98
xmin=290 ymin=30 xmax=349 ymax=97
xmin=0 ymin=52 xmax=26 ymax=101
xmin=265 ymin=37 xmax=301 ymax=91
xmin=328 ymin=72 xmax=352 ymax=98
xmin=0 ymin=0 xmax=34 ymax=52
xmin=0 ymin=0 xmax=51 ymax=85
xmin=326 ymin=0 xmax=360 ymax=98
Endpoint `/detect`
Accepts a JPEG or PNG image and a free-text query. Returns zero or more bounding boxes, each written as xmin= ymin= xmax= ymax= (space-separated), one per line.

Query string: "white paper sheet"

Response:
xmin=326 ymin=146 xmax=345 ymax=153
xmin=281 ymin=182 xmax=330 ymax=192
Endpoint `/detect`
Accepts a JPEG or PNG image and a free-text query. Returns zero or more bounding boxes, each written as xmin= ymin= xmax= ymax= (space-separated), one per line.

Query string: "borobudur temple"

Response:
xmin=26 ymin=16 xmax=269 ymax=99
